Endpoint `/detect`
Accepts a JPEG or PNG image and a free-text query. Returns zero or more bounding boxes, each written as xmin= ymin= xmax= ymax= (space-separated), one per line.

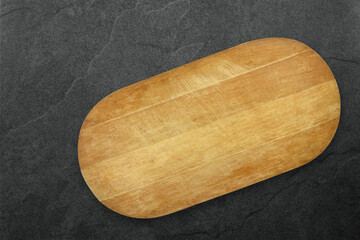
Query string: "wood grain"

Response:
xmin=78 ymin=38 xmax=340 ymax=218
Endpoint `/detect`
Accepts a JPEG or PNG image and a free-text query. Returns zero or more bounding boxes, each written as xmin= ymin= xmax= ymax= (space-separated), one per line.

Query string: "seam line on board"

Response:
xmin=84 ymin=49 xmax=311 ymax=130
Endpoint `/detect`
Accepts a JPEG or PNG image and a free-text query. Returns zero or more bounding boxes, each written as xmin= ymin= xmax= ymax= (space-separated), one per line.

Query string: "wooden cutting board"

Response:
xmin=78 ymin=38 xmax=340 ymax=218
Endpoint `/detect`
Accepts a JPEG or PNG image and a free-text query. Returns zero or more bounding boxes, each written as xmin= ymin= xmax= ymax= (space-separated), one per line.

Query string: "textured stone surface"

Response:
xmin=1 ymin=0 xmax=359 ymax=239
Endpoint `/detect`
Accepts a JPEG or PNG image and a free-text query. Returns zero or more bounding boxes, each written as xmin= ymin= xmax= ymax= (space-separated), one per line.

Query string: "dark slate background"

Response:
xmin=1 ymin=0 xmax=360 ymax=239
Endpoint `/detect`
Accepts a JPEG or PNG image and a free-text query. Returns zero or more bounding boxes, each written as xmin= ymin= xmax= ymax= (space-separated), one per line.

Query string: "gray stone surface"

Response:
xmin=1 ymin=0 xmax=360 ymax=239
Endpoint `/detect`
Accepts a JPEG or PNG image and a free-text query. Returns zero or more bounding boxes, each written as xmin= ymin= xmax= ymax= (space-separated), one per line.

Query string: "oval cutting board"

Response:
xmin=78 ymin=38 xmax=340 ymax=218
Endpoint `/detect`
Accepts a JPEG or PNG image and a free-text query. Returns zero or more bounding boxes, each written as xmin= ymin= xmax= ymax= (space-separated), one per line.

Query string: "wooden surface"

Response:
xmin=78 ymin=38 xmax=340 ymax=218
